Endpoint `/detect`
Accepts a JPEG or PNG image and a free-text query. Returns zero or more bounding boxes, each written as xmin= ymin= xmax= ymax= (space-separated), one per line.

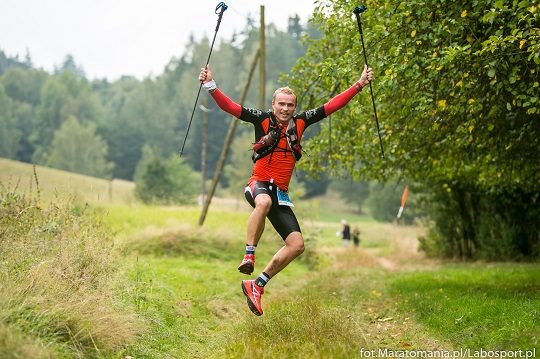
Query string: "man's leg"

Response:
xmin=242 ymin=232 xmax=304 ymax=316
xmin=238 ymin=191 xmax=272 ymax=275
xmin=242 ymin=199 xmax=304 ymax=315
xmin=247 ymin=193 xmax=272 ymax=246
xmin=262 ymin=232 xmax=305 ymax=277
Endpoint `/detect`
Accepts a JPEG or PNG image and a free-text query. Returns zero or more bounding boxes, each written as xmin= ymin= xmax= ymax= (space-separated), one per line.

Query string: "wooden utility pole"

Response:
xmin=198 ymin=49 xmax=260 ymax=226
xmin=259 ymin=5 xmax=266 ymax=109
xmin=200 ymin=96 xmax=209 ymax=205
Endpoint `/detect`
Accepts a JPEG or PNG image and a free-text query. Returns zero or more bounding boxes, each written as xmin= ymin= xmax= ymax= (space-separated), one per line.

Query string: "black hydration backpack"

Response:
xmin=251 ymin=116 xmax=302 ymax=163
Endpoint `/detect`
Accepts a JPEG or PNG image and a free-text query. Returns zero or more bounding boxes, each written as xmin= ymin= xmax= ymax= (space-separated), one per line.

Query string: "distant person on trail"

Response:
xmin=352 ymin=226 xmax=361 ymax=247
xmin=199 ymin=64 xmax=374 ymax=316
xmin=340 ymin=219 xmax=351 ymax=247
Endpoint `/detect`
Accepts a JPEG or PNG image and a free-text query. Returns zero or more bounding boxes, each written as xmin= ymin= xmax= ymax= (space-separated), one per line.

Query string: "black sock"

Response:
xmin=255 ymin=272 xmax=270 ymax=287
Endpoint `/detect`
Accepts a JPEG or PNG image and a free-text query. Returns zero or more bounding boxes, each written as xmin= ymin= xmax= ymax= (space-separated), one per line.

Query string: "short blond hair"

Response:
xmin=272 ymin=87 xmax=297 ymax=104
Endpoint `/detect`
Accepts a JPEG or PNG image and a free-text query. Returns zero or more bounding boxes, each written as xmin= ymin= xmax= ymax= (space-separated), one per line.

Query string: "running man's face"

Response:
xmin=272 ymin=93 xmax=296 ymax=124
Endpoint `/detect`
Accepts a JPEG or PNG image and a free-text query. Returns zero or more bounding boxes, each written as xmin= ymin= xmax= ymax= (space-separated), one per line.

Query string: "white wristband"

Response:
xmin=202 ymin=79 xmax=217 ymax=92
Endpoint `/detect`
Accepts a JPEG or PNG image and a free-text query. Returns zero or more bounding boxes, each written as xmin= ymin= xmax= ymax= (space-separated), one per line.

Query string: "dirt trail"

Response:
xmin=318 ymin=222 xmax=454 ymax=352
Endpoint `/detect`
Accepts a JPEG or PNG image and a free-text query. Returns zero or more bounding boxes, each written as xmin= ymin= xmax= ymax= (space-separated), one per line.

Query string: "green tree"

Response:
xmin=1 ymin=66 xmax=46 ymax=105
xmin=330 ymin=177 xmax=370 ymax=214
xmin=224 ymin=131 xmax=255 ymax=199
xmin=0 ymin=84 xmax=20 ymax=158
xmin=103 ymin=118 xmax=144 ymax=180
xmin=288 ymin=0 xmax=540 ymax=259
xmin=31 ymin=71 xmax=104 ymax=164
xmin=288 ymin=14 xmax=304 ymax=40
xmin=290 ymin=0 xmax=539 ymax=185
xmin=45 ymin=116 xmax=113 ymax=178
xmin=365 ymin=182 xmax=420 ymax=224
xmin=0 ymin=49 xmax=32 ymax=75
xmin=1 ymin=66 xmax=48 ymax=162
xmin=134 ymin=146 xmax=198 ymax=205
xmin=174 ymin=36 xmax=243 ymax=175
xmin=55 ymin=54 xmax=86 ymax=78
xmin=93 ymin=76 xmax=143 ymax=180
xmin=116 ymin=78 xmax=177 ymax=156
xmin=296 ymin=170 xmax=330 ymax=198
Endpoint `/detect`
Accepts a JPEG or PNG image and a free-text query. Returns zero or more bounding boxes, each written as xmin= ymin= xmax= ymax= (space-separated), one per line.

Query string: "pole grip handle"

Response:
xmin=214 ymin=2 xmax=228 ymax=32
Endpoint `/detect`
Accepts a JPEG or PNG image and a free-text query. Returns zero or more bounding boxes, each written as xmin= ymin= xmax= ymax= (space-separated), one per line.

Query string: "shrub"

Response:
xmin=134 ymin=146 xmax=198 ymax=205
xmin=419 ymin=185 xmax=540 ymax=260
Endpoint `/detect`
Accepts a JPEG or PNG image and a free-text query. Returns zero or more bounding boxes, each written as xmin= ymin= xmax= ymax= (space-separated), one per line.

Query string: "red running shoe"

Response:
xmin=241 ymin=280 xmax=264 ymax=316
xmin=237 ymin=254 xmax=255 ymax=275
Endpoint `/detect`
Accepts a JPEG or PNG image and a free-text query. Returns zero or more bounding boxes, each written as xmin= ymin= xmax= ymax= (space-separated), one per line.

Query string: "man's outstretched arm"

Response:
xmin=324 ymin=65 xmax=374 ymax=116
xmin=199 ymin=65 xmax=242 ymax=118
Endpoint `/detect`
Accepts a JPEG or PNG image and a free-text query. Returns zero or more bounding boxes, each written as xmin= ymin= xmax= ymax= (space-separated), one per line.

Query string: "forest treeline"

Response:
xmin=1 ymin=1 xmax=539 ymax=260
xmin=0 ymin=15 xmax=310 ymax=182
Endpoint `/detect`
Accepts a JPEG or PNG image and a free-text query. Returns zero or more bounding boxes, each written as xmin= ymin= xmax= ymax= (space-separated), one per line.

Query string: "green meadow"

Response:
xmin=1 ymin=159 xmax=538 ymax=358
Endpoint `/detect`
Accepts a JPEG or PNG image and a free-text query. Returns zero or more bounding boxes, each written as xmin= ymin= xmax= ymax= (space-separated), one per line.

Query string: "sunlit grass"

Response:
xmin=302 ymin=189 xmax=374 ymax=225
xmin=389 ymin=264 xmax=540 ymax=350
xmin=0 ymin=158 xmax=135 ymax=205
xmin=119 ymin=243 xmax=311 ymax=357
xmin=222 ymin=290 xmax=366 ymax=358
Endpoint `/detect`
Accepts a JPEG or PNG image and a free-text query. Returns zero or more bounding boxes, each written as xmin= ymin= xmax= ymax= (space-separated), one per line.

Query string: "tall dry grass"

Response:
xmin=0 ymin=187 xmax=143 ymax=358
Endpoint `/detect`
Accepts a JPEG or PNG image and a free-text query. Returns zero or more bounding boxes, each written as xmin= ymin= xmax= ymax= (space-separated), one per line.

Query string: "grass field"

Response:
xmin=107 ymin=205 xmax=539 ymax=358
xmin=1 ymin=159 xmax=539 ymax=358
xmin=0 ymin=158 xmax=135 ymax=205
xmin=390 ymin=263 xmax=540 ymax=350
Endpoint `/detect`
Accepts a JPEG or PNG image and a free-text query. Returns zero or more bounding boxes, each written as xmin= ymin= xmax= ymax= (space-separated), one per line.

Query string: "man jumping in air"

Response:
xmin=199 ymin=64 xmax=374 ymax=316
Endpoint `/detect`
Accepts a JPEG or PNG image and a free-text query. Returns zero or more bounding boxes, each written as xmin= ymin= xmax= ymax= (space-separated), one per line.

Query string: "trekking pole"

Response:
xmin=353 ymin=5 xmax=385 ymax=159
xmin=180 ymin=2 xmax=228 ymax=157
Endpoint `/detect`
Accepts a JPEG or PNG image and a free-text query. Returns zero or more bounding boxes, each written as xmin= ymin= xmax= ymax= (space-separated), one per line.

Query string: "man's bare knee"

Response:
xmin=286 ymin=234 xmax=305 ymax=256
xmin=254 ymin=194 xmax=272 ymax=213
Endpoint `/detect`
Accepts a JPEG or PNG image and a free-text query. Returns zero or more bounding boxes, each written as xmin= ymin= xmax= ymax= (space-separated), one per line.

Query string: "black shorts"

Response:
xmin=244 ymin=181 xmax=301 ymax=240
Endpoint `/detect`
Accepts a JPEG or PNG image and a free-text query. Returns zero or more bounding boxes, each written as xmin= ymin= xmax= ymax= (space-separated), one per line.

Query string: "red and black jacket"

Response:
xmin=209 ymin=84 xmax=362 ymax=190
